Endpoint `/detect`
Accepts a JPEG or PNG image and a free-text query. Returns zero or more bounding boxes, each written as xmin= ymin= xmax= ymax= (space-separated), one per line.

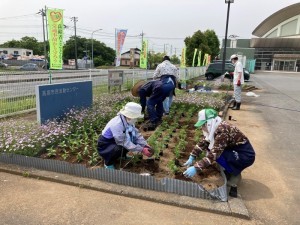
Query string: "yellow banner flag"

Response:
xmin=139 ymin=40 xmax=148 ymax=69
xmin=47 ymin=9 xmax=64 ymax=70
xmin=180 ymin=48 xmax=186 ymax=68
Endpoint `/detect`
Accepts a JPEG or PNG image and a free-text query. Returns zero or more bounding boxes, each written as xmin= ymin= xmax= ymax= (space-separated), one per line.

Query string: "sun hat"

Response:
xmin=131 ymin=80 xmax=146 ymax=97
xmin=194 ymin=108 xmax=218 ymax=127
xmin=119 ymin=102 xmax=144 ymax=119
xmin=230 ymin=54 xmax=238 ymax=60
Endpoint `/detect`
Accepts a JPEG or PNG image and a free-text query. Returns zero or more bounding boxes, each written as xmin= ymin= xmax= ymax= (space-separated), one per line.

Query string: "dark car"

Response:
xmin=20 ymin=63 xmax=39 ymax=71
xmin=205 ymin=62 xmax=250 ymax=81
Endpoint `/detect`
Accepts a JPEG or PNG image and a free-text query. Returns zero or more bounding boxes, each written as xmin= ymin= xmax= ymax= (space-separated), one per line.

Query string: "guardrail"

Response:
xmin=0 ymin=67 xmax=206 ymax=117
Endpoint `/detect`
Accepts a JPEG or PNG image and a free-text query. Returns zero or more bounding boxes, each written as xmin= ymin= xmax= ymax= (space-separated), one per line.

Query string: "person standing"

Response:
xmin=153 ymin=56 xmax=179 ymax=114
xmin=97 ymin=102 xmax=153 ymax=169
xmin=230 ymin=54 xmax=244 ymax=110
xmin=183 ymin=109 xmax=255 ymax=197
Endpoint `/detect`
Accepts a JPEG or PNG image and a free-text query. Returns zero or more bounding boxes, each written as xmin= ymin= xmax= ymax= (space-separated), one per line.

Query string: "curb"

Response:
xmin=0 ymin=163 xmax=249 ymax=220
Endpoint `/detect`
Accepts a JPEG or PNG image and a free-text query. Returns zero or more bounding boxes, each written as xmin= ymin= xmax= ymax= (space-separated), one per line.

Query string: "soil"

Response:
xmin=117 ymin=112 xmax=224 ymax=190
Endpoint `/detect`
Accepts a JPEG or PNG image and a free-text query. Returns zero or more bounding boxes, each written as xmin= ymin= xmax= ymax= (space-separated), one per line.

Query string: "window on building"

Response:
xmin=280 ymin=19 xmax=297 ymax=37
xmin=3 ymin=50 xmax=8 ymax=54
xmin=26 ymin=51 xmax=31 ymax=56
xmin=266 ymin=29 xmax=278 ymax=38
xmin=14 ymin=51 xmax=19 ymax=55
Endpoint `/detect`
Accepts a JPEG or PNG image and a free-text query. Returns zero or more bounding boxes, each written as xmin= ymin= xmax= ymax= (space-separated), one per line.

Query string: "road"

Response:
xmin=0 ymin=71 xmax=299 ymax=224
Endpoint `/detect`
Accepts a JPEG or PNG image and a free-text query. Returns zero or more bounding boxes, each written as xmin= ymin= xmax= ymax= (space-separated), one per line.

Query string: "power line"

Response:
xmin=0 ymin=13 xmax=38 ymax=20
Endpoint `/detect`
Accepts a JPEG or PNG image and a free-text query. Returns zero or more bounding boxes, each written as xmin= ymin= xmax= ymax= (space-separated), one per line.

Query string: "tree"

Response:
xmin=170 ymin=54 xmax=180 ymax=65
xmin=204 ymin=30 xmax=220 ymax=60
xmin=0 ymin=36 xmax=44 ymax=55
xmin=63 ymin=36 xmax=115 ymax=66
xmin=148 ymin=52 xmax=164 ymax=69
xmin=184 ymin=29 xmax=220 ymax=66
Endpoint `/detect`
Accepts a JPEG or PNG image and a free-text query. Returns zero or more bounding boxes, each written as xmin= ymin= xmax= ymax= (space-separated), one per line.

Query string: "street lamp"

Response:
xmin=91 ymin=29 xmax=102 ymax=68
xmin=222 ymin=0 xmax=234 ymax=75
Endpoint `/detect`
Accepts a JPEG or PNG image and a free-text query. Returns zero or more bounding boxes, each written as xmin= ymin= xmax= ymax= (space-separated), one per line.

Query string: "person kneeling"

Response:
xmin=183 ymin=108 xmax=255 ymax=197
xmin=97 ymin=102 xmax=153 ymax=169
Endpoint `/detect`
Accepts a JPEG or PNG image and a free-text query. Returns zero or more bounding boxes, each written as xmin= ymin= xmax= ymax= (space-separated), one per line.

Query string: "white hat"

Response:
xmin=230 ymin=54 xmax=238 ymax=60
xmin=119 ymin=102 xmax=143 ymax=119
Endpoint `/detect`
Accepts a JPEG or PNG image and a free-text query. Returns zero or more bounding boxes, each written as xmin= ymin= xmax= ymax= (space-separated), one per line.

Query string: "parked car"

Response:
xmin=205 ymin=62 xmax=250 ymax=81
xmin=0 ymin=61 xmax=8 ymax=68
xmin=20 ymin=63 xmax=39 ymax=71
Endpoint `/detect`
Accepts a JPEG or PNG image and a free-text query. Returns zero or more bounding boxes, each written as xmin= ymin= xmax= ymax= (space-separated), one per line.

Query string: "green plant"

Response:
xmin=61 ymin=150 xmax=69 ymax=160
xmin=76 ymin=152 xmax=83 ymax=162
xmin=168 ymin=159 xmax=179 ymax=174
xmin=46 ymin=147 xmax=57 ymax=157
xmin=88 ymin=151 xmax=100 ymax=166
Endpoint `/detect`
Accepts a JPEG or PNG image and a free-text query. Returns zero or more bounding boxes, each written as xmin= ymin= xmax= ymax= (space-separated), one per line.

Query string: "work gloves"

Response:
xmin=237 ymin=80 xmax=241 ymax=86
xmin=183 ymin=166 xmax=197 ymax=178
xmin=142 ymin=146 xmax=154 ymax=157
xmin=183 ymin=155 xmax=195 ymax=167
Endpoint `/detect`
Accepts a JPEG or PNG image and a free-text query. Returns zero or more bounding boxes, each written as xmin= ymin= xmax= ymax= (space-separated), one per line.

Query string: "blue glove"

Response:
xmin=183 ymin=155 xmax=195 ymax=167
xmin=183 ymin=166 xmax=197 ymax=178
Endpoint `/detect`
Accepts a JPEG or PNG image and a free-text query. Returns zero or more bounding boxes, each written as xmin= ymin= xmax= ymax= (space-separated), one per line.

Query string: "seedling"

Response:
xmin=46 ymin=147 xmax=57 ymax=157
xmin=168 ymin=159 xmax=179 ymax=174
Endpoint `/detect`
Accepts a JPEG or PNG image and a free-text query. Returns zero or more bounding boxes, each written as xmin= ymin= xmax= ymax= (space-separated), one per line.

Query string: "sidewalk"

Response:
xmin=0 ymin=171 xmax=253 ymax=225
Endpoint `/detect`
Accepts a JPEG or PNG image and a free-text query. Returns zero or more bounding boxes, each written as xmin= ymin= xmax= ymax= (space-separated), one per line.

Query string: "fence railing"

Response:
xmin=0 ymin=67 xmax=206 ymax=117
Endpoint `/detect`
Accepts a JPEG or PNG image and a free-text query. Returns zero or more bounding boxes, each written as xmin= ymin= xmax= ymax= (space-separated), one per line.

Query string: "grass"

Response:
xmin=0 ymin=83 xmax=134 ymax=116
xmin=0 ymin=96 xmax=36 ymax=116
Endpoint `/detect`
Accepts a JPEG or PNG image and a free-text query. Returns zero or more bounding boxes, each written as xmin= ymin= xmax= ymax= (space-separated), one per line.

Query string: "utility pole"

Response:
xmin=44 ymin=6 xmax=49 ymax=42
xmin=71 ymin=17 xmax=78 ymax=70
xmin=39 ymin=9 xmax=47 ymax=69
xmin=164 ymin=44 xmax=166 ymax=54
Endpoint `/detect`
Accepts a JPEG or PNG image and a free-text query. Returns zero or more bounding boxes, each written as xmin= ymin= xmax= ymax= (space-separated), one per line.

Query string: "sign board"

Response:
xmin=36 ymin=81 xmax=93 ymax=124
xmin=108 ymin=70 xmax=124 ymax=93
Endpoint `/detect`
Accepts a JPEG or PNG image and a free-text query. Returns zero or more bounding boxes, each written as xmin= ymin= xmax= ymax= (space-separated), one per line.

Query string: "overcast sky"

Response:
xmin=0 ymin=0 xmax=299 ymax=55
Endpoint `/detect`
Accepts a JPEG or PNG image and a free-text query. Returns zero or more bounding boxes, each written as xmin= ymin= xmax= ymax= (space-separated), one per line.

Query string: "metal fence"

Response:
xmin=0 ymin=67 xmax=206 ymax=117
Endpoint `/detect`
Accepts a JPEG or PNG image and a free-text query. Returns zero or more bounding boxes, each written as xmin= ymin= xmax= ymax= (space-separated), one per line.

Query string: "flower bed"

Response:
xmin=0 ymin=91 xmax=226 ymax=189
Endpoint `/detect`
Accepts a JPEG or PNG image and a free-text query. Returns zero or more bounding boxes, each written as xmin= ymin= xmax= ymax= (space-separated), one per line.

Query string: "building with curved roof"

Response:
xmin=251 ymin=3 xmax=300 ymax=71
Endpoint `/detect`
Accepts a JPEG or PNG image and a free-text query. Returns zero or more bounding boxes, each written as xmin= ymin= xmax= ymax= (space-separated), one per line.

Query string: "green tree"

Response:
xmin=184 ymin=29 xmax=219 ymax=66
xmin=148 ymin=52 xmax=164 ymax=69
xmin=19 ymin=36 xmax=43 ymax=55
xmin=170 ymin=54 xmax=180 ymax=65
xmin=0 ymin=39 xmax=21 ymax=48
xmin=63 ymin=36 xmax=115 ymax=66
xmin=0 ymin=36 xmax=45 ymax=55
xmin=204 ymin=30 xmax=220 ymax=60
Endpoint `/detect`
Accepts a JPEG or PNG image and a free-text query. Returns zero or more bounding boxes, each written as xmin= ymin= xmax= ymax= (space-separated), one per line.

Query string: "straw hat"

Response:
xmin=119 ymin=102 xmax=144 ymax=119
xmin=131 ymin=80 xmax=146 ymax=97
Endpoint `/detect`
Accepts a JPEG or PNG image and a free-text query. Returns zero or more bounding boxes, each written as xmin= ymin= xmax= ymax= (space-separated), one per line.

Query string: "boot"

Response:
xmin=229 ymin=100 xmax=236 ymax=109
xmin=229 ymin=186 xmax=238 ymax=198
xmin=145 ymin=122 xmax=158 ymax=131
xmin=232 ymin=102 xmax=241 ymax=110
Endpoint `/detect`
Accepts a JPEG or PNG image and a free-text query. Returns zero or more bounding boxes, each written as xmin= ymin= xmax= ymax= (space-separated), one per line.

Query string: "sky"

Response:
xmin=0 ymin=0 xmax=299 ymax=55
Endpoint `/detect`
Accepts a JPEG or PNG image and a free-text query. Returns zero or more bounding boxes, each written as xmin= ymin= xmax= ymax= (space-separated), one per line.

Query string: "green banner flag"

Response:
xmin=47 ymin=9 xmax=64 ymax=70
xmin=180 ymin=48 xmax=186 ymax=68
xmin=192 ymin=49 xmax=198 ymax=67
xmin=139 ymin=40 xmax=148 ymax=69
xmin=203 ymin=53 xmax=209 ymax=66
xmin=197 ymin=50 xmax=202 ymax=67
